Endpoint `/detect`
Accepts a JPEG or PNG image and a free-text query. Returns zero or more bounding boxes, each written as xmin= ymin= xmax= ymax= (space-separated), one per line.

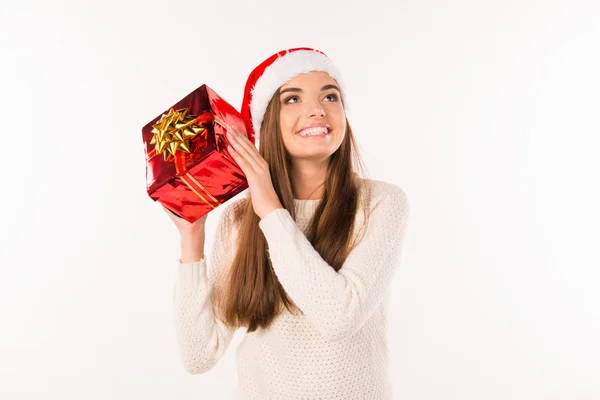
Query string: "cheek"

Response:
xmin=279 ymin=110 xmax=297 ymax=134
xmin=326 ymin=103 xmax=345 ymax=119
xmin=331 ymin=112 xmax=346 ymax=133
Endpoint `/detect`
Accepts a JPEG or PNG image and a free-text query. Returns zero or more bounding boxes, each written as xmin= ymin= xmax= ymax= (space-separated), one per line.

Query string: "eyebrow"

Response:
xmin=279 ymin=84 xmax=341 ymax=96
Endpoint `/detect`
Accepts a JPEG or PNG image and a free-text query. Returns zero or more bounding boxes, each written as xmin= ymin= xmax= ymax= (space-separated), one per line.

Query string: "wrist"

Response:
xmin=179 ymin=229 xmax=205 ymax=263
xmin=179 ymin=225 xmax=205 ymax=238
xmin=260 ymin=204 xmax=283 ymax=220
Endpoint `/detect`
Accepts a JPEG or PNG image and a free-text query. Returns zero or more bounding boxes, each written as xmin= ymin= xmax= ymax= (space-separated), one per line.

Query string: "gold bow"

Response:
xmin=150 ymin=108 xmax=207 ymax=161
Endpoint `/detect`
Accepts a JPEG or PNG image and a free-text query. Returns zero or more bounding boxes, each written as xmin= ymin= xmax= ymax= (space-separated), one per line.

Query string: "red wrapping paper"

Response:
xmin=142 ymin=84 xmax=251 ymax=222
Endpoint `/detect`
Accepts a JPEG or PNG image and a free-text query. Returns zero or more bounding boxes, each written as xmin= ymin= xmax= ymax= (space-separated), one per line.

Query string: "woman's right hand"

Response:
xmin=162 ymin=205 xmax=208 ymax=234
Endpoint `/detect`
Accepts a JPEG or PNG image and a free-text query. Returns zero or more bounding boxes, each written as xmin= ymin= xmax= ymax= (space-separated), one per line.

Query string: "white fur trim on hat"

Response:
xmin=249 ymin=49 xmax=347 ymax=140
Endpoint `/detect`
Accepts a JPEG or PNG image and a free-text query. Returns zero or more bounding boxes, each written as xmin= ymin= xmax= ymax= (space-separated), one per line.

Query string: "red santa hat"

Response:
xmin=240 ymin=47 xmax=347 ymax=142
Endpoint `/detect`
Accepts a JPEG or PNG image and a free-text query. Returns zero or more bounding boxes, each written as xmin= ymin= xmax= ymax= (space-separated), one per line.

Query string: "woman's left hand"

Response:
xmin=226 ymin=125 xmax=283 ymax=219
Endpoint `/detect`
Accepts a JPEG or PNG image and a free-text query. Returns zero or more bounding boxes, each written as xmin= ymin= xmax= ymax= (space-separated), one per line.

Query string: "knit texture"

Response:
xmin=173 ymin=178 xmax=410 ymax=399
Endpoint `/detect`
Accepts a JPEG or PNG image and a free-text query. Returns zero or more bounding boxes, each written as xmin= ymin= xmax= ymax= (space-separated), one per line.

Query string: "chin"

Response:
xmin=291 ymin=150 xmax=336 ymax=161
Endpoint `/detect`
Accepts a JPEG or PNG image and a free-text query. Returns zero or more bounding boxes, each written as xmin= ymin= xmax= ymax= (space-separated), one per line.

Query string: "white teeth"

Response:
xmin=297 ymin=127 xmax=329 ymax=136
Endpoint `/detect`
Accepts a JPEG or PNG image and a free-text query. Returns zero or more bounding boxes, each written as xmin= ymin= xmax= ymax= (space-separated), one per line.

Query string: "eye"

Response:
xmin=284 ymin=95 xmax=299 ymax=104
xmin=324 ymin=93 xmax=339 ymax=102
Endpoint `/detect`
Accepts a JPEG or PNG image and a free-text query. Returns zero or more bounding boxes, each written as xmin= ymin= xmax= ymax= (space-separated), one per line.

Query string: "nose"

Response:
xmin=306 ymin=99 xmax=326 ymax=118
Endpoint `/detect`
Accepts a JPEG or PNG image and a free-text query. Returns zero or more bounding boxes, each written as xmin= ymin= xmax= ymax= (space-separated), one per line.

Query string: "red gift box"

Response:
xmin=142 ymin=84 xmax=252 ymax=223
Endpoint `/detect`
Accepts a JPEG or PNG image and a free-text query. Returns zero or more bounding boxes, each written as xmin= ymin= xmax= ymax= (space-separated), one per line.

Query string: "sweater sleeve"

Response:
xmin=258 ymin=183 xmax=410 ymax=342
xmin=173 ymin=201 xmax=240 ymax=374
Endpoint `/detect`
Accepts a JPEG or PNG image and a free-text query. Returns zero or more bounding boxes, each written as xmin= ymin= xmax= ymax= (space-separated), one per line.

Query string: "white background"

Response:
xmin=1 ymin=0 xmax=599 ymax=399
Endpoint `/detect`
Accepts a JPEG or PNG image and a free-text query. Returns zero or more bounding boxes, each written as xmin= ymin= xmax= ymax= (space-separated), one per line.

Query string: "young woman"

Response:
xmin=165 ymin=47 xmax=410 ymax=399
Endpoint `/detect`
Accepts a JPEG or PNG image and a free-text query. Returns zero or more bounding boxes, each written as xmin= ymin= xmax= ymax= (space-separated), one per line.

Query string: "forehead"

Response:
xmin=280 ymin=71 xmax=338 ymax=90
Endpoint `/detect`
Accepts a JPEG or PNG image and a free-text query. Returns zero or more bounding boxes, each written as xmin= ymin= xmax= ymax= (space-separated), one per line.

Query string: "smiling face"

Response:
xmin=278 ymin=71 xmax=346 ymax=162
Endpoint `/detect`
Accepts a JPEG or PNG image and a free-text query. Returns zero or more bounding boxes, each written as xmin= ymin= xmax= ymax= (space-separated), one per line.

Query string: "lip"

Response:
xmin=295 ymin=123 xmax=332 ymax=135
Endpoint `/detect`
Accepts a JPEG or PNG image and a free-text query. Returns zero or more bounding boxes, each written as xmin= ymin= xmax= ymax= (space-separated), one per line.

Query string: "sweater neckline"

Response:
xmin=293 ymin=198 xmax=321 ymax=217
xmin=293 ymin=198 xmax=321 ymax=202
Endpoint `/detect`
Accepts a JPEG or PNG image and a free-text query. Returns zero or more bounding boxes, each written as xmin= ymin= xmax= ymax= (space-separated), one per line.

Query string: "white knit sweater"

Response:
xmin=173 ymin=179 xmax=410 ymax=399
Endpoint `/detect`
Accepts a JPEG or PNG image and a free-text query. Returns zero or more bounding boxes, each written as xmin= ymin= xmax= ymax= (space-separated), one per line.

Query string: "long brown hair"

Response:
xmin=213 ymin=88 xmax=373 ymax=332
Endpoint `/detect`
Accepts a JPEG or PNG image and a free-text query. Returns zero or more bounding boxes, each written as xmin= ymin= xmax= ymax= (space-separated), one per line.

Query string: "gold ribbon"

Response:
xmin=147 ymin=108 xmax=222 ymax=209
xmin=150 ymin=108 xmax=208 ymax=161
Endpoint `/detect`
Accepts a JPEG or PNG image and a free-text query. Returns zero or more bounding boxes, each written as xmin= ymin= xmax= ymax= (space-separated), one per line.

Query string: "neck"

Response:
xmin=289 ymin=159 xmax=329 ymax=200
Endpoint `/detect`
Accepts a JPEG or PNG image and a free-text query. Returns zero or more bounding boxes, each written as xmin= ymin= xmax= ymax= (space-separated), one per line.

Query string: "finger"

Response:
xmin=161 ymin=205 xmax=176 ymax=219
xmin=227 ymin=132 xmax=263 ymax=173
xmin=227 ymin=127 xmax=259 ymax=155
xmin=227 ymin=145 xmax=255 ymax=177
xmin=161 ymin=205 xmax=176 ymax=217
xmin=228 ymin=126 xmax=264 ymax=164
xmin=229 ymin=125 xmax=251 ymax=142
